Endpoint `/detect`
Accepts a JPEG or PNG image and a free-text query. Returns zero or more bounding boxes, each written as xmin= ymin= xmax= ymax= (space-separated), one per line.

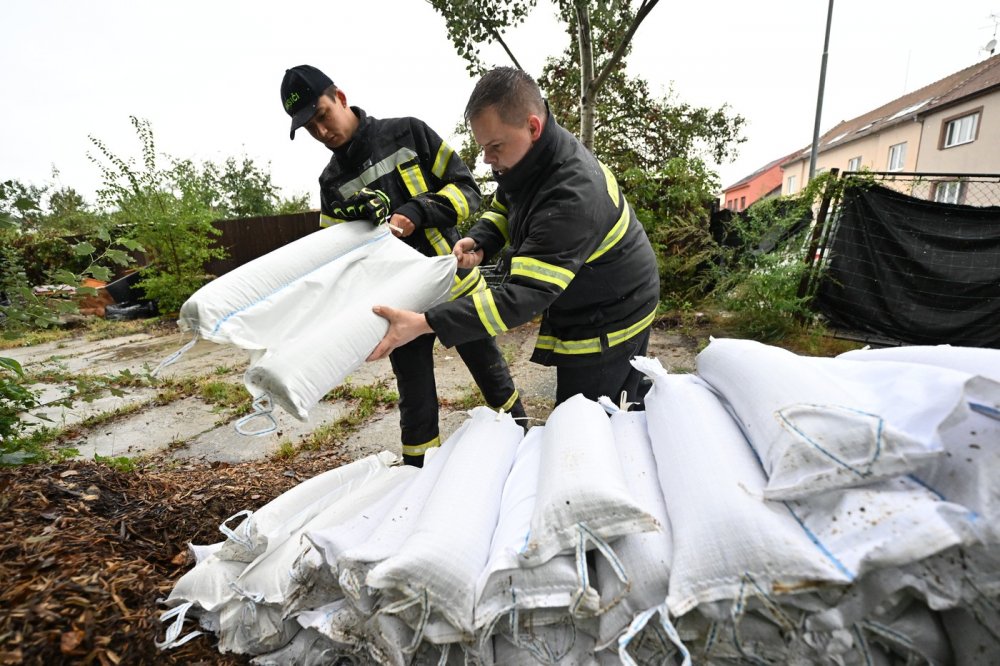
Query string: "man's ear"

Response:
xmin=335 ymin=89 xmax=349 ymax=107
xmin=527 ymin=114 xmax=543 ymax=141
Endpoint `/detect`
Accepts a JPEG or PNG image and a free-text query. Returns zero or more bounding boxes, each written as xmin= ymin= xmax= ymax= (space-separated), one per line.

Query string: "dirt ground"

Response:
xmin=0 ymin=319 xmax=702 ymax=664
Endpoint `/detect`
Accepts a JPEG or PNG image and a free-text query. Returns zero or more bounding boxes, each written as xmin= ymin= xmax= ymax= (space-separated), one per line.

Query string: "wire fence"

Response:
xmin=843 ymin=171 xmax=1000 ymax=207
xmin=809 ymin=171 xmax=1000 ymax=347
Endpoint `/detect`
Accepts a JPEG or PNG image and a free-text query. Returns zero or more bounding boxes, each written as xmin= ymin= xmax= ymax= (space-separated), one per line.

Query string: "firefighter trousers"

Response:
xmin=554 ymin=328 xmax=651 ymax=409
xmin=389 ymin=332 xmax=525 ymax=467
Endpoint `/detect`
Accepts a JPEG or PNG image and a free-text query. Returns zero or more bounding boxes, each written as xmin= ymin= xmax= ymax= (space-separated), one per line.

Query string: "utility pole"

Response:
xmin=809 ymin=0 xmax=835 ymax=182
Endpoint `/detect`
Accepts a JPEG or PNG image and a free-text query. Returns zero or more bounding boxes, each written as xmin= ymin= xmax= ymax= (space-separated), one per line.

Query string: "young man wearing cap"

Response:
xmin=280 ymin=65 xmax=526 ymax=466
xmin=368 ymin=67 xmax=660 ymax=408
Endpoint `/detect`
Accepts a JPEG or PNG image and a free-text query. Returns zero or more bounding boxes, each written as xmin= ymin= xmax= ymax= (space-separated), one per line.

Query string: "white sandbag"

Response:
xmin=808 ymin=357 xmax=1000 ymax=535
xmin=249 ymin=627 xmax=344 ymax=666
xmin=288 ymin=473 xmax=417 ymax=616
xmin=231 ymin=465 xmax=415 ymax=608
xmin=475 ymin=427 xmax=597 ymax=634
xmin=217 ymin=450 xmax=397 ymax=562
xmin=594 ymin=410 xmax=673 ymax=649
xmin=366 ymin=407 xmax=523 ymax=639
xmin=838 ymin=343 xmax=1000 ymax=383
xmin=493 ymin=622 xmax=597 ymax=665
xmin=519 ymin=394 xmax=659 ymax=567
xmin=338 ymin=423 xmax=466 ymax=612
xmin=787 ymin=476 xmax=973 ymax=581
xmin=696 ymin=338 xmax=943 ymax=500
xmin=163 ymin=554 xmax=247 ymax=612
xmin=295 ymin=599 xmax=369 ymax=652
xmin=178 ymin=221 xmax=457 ymax=419
xmin=216 ymin=596 xmax=300 ymax=655
xmin=632 ymin=357 xmax=852 ymax=617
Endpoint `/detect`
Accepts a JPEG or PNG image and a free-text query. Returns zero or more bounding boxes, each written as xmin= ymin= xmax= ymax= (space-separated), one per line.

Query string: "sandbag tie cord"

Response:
xmin=155 ymin=601 xmax=203 ymax=650
xmin=218 ymin=509 xmax=255 ymax=551
xmin=234 ymin=394 xmax=278 ymax=436
xmin=572 ymin=521 xmax=631 ymax=617
xmin=617 ymin=603 xmax=691 ymax=666
xmin=376 ymin=588 xmax=431 ymax=654
xmin=152 ymin=334 xmax=198 ymax=377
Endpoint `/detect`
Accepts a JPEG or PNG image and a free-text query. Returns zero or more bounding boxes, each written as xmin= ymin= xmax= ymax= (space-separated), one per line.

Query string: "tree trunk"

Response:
xmin=576 ymin=2 xmax=596 ymax=151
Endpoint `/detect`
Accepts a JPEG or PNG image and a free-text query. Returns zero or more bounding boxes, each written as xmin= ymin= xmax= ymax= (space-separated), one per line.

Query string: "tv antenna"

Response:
xmin=983 ymin=13 xmax=999 ymax=55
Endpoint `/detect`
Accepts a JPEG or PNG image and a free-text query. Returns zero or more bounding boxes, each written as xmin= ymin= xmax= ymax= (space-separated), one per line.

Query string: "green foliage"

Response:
xmin=536 ymin=3 xmax=744 ymax=168
xmin=89 ymin=117 xmax=226 ymax=313
xmin=93 ymin=454 xmax=136 ymax=472
xmin=0 ymin=357 xmax=40 ymax=453
xmin=425 ymin=0 xmax=539 ymax=75
xmin=623 ymin=159 xmax=719 ymax=303
xmin=704 ymin=191 xmax=821 ymax=340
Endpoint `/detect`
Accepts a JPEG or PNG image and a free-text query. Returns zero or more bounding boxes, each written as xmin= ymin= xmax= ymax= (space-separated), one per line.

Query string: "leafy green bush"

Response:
xmin=89 ymin=117 xmax=226 ymax=313
xmin=1 ymin=357 xmax=40 ymax=462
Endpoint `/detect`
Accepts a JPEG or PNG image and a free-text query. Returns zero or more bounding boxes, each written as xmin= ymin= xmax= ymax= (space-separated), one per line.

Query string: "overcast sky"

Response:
xmin=3 ymin=0 xmax=998 ymax=209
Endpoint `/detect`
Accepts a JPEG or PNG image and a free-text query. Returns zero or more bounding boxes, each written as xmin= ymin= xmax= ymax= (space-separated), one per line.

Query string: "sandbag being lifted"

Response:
xmin=177 ymin=221 xmax=457 ymax=420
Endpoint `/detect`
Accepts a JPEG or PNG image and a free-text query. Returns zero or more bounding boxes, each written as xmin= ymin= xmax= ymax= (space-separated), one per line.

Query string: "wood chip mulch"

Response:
xmin=0 ymin=450 xmax=352 ymax=665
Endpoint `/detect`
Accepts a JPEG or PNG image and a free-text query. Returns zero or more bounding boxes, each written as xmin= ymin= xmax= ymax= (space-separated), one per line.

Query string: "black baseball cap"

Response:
xmin=281 ymin=65 xmax=334 ymax=140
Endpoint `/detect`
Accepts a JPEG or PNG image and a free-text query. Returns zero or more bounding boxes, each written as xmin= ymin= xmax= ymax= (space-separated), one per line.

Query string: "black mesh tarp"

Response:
xmin=814 ymin=184 xmax=1000 ymax=347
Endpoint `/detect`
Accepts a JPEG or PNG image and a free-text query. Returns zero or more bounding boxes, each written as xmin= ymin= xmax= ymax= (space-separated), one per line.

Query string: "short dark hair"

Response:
xmin=464 ymin=67 xmax=545 ymax=126
xmin=322 ymin=83 xmax=339 ymax=101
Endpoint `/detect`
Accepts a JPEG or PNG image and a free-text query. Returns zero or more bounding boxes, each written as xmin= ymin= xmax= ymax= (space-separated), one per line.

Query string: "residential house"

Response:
xmin=781 ymin=52 xmax=1000 ymax=203
xmin=720 ymin=150 xmax=801 ymax=211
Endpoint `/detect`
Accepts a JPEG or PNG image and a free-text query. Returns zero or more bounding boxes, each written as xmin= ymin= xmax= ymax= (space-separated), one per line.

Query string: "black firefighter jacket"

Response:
xmin=318 ymin=107 xmax=487 ymax=301
xmin=426 ymin=111 xmax=661 ymax=367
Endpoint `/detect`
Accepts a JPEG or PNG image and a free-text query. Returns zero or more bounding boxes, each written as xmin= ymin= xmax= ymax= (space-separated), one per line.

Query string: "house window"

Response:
xmin=942 ymin=111 xmax=980 ymax=148
xmin=933 ymin=181 xmax=963 ymax=204
xmin=786 ymin=175 xmax=797 ymax=194
xmin=847 ymin=156 xmax=862 ymax=171
xmin=740 ymin=196 xmax=746 ymax=210
xmin=887 ymin=142 xmax=907 ymax=171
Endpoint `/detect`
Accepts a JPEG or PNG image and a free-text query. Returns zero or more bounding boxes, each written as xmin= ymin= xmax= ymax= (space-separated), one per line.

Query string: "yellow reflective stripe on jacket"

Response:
xmin=423 ymin=228 xmax=451 ymax=256
xmin=431 ymin=143 xmax=453 ymax=179
xmin=535 ymin=335 xmax=602 ymax=355
xmin=599 ymin=162 xmax=620 ymax=206
xmin=480 ymin=211 xmax=509 ymax=243
xmin=491 ymin=199 xmax=508 ymax=214
xmin=585 ymin=161 xmax=630 ymax=262
xmin=607 ymin=309 xmax=656 ymax=347
xmin=402 ymin=435 xmax=440 ymax=457
xmin=586 ymin=205 xmax=629 ymax=263
xmin=497 ymin=389 xmax=519 ymax=413
xmin=398 ymin=163 xmax=428 ymax=196
xmin=473 ymin=289 xmax=508 ymax=337
xmin=451 ymin=268 xmax=485 ymax=299
xmin=510 ymin=257 xmax=575 ymax=290
xmin=439 ymin=183 xmax=470 ymax=220
xmin=535 ymin=308 xmax=655 ymax=356
xmin=319 ymin=213 xmax=352 ymax=228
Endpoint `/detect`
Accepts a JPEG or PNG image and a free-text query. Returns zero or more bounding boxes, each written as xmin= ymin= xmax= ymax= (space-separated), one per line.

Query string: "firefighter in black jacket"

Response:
xmin=368 ymin=67 xmax=660 ymax=406
xmin=281 ymin=65 xmax=525 ymax=466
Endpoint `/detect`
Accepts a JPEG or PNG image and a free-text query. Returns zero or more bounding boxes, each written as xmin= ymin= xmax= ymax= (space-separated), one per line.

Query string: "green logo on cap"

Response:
xmin=284 ymin=92 xmax=300 ymax=110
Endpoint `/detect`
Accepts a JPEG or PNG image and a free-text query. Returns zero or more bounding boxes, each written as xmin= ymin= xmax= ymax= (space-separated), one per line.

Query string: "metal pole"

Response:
xmin=809 ymin=0 xmax=835 ymax=182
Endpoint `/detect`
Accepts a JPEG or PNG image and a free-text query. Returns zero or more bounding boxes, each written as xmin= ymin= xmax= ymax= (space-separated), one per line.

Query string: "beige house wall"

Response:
xmin=916 ymin=90 xmax=1000 ymax=173
xmin=781 ymin=121 xmax=923 ymax=196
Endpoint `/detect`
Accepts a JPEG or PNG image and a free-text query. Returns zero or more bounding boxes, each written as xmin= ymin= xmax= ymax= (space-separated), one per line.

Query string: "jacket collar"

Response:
xmin=494 ymin=106 xmax=561 ymax=195
xmin=333 ymin=106 xmax=373 ymax=169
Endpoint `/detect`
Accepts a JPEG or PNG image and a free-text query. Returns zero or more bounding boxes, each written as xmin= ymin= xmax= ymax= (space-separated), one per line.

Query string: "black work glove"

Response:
xmin=328 ymin=187 xmax=391 ymax=225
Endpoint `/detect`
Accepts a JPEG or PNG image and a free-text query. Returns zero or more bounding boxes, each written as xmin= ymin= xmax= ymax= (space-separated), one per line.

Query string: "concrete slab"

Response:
xmin=69 ymin=397 xmax=222 ymax=459
xmin=169 ymin=401 xmax=352 ymax=463
xmin=21 ymin=383 xmax=158 ymax=432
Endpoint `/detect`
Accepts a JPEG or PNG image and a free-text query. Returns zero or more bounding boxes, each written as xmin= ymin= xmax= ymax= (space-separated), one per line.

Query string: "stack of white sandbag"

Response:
xmin=169 ymin=220 xmax=457 ymax=423
xmin=158 ymin=339 xmax=1000 ymax=664
xmin=638 ymin=338 xmax=1000 ymax=663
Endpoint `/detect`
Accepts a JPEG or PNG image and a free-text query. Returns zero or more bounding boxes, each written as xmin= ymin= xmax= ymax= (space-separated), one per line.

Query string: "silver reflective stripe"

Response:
xmin=337 ymin=147 xmax=418 ymax=198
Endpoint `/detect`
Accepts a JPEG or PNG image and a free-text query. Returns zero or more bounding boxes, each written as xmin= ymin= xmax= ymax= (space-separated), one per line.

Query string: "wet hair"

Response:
xmin=464 ymin=67 xmax=545 ymax=126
